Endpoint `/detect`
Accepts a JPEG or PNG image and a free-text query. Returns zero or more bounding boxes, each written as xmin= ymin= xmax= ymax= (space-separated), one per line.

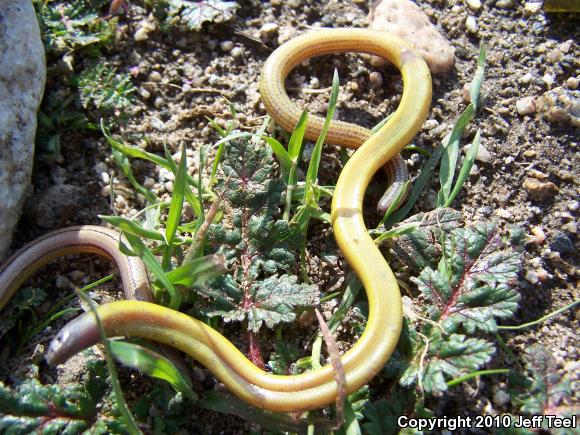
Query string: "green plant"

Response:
xmin=160 ymin=0 xmax=240 ymax=30
xmin=0 ymin=356 xmax=125 ymax=434
xmin=34 ymin=0 xmax=117 ymax=58
xmin=77 ymin=63 xmax=136 ymax=114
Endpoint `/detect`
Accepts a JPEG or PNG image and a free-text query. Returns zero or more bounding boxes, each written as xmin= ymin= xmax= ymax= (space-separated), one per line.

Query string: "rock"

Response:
xmin=259 ymin=23 xmax=279 ymax=40
xmin=220 ymin=40 xmax=234 ymax=52
xmin=537 ymin=87 xmax=580 ymax=128
xmin=520 ymin=72 xmax=533 ymax=84
xmin=523 ymin=177 xmax=559 ymax=201
xmin=516 ymin=97 xmax=537 ymax=115
xmin=466 ymin=0 xmax=482 ymax=12
xmin=465 ymin=16 xmax=478 ymax=34
xmin=496 ymin=0 xmax=513 ymax=8
xmin=550 ymin=232 xmax=574 ymax=254
xmin=24 ymin=185 xmax=86 ymax=229
xmin=0 ymin=0 xmax=46 ymax=260
xmin=527 ymin=226 xmax=546 ymax=244
xmin=524 ymin=2 xmax=542 ymax=14
xmin=475 ymin=142 xmax=492 ymax=163
xmin=368 ymin=0 xmax=455 ymax=73
xmin=134 ymin=27 xmax=149 ymax=42
xmin=369 ymin=71 xmax=383 ymax=88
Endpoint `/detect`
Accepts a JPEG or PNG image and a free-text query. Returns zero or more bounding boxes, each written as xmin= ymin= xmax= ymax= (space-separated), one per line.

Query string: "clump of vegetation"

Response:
xmin=160 ymin=0 xmax=240 ymax=30
xmin=77 ymin=63 xmax=136 ymax=113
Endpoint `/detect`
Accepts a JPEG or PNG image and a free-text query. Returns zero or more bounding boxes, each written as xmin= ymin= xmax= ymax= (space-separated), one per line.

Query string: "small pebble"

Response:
xmin=259 ymin=23 xmax=279 ymax=40
xmin=496 ymin=0 xmax=513 ymax=8
xmin=462 ymin=83 xmax=471 ymax=103
xmin=527 ymin=226 xmax=546 ymax=244
xmin=550 ymin=233 xmax=574 ymax=254
xmin=369 ymin=71 xmax=383 ymax=88
xmin=523 ymin=149 xmax=537 ymax=158
xmin=154 ymin=97 xmax=164 ymax=109
xmin=492 ymin=389 xmax=511 ymax=407
xmin=562 ymin=222 xmax=577 ymax=234
xmin=516 ymin=97 xmax=537 ymax=115
xmin=465 ymin=0 xmax=481 ymax=12
xmin=524 ymin=269 xmax=539 ymax=284
xmin=139 ymin=88 xmax=151 ymax=100
xmin=220 ymin=41 xmax=234 ymax=52
xmin=520 ymin=72 xmax=533 ymax=84
xmin=165 ymin=181 xmax=174 ymax=193
xmin=143 ymin=177 xmax=155 ymax=188
xmin=542 ymin=73 xmax=555 ymax=88
xmin=424 ymin=119 xmax=439 ymax=130
xmin=547 ymin=48 xmax=563 ymax=64
xmin=523 ymin=177 xmax=559 ymax=201
xmin=475 ymin=142 xmax=492 ymax=163
xmin=149 ymin=71 xmax=162 ymax=82
xmin=465 ymin=16 xmax=478 ymax=33
xmin=567 ymin=200 xmax=579 ymax=211
xmin=134 ymin=27 xmax=149 ymax=42
xmin=565 ymin=77 xmax=579 ymax=90
xmin=524 ymin=2 xmax=542 ymax=14
xmin=231 ymin=46 xmax=244 ymax=58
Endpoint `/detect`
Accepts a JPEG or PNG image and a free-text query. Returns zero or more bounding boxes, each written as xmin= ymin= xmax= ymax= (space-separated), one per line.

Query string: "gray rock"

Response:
xmin=0 ymin=0 xmax=46 ymax=260
xmin=24 ymin=185 xmax=86 ymax=229
xmin=368 ymin=0 xmax=455 ymax=73
xmin=550 ymin=232 xmax=574 ymax=254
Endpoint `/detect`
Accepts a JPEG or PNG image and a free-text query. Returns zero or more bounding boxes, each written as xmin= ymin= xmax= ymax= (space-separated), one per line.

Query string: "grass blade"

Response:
xmin=165 ymin=144 xmax=187 ymax=247
xmin=288 ymin=109 xmax=308 ymax=162
xmin=304 ymin=69 xmax=340 ymax=204
xmin=109 ymin=340 xmax=198 ymax=401
xmin=445 ymin=129 xmax=480 ymax=207
xmin=123 ymin=232 xmax=182 ymax=309
xmin=163 ymin=253 xmax=226 ymax=287
xmin=99 ymin=215 xmax=165 ymax=242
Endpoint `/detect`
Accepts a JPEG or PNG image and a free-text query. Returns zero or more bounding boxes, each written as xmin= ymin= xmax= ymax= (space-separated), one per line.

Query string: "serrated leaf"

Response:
xmin=391 ymin=208 xmax=462 ymax=272
xmin=362 ymin=396 xmax=407 ymax=435
xmin=205 ymin=275 xmax=319 ymax=332
xmin=510 ymin=344 xmax=575 ymax=424
xmin=400 ymin=332 xmax=495 ymax=396
xmin=169 ymin=0 xmax=239 ymax=30
xmin=0 ymin=287 xmax=46 ymax=339
xmin=411 ymin=222 xmax=523 ymax=333
xmin=0 ymin=357 xmax=117 ymax=433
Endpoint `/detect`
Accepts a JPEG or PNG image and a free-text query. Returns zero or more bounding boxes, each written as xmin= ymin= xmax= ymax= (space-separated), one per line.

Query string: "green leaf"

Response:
xmin=288 ymin=109 xmax=308 ymax=162
xmin=510 ymin=345 xmax=575 ymax=427
xmin=362 ymin=395 xmax=408 ymax=435
xmin=163 ymin=253 xmax=227 ymax=287
xmin=77 ymin=63 xmax=135 ymax=112
xmin=0 ymin=287 xmax=46 ymax=339
xmin=411 ymin=222 xmax=523 ymax=333
xmin=165 ymin=144 xmax=188 ymax=247
xmin=204 ymin=274 xmax=319 ymax=332
xmin=400 ymin=332 xmax=495 ymax=395
xmin=110 ymin=340 xmax=198 ymax=401
xmin=100 ymin=215 xmax=165 ymax=241
xmin=304 ymin=69 xmax=339 ymax=204
xmin=391 ymin=208 xmax=463 ymax=272
xmin=122 ymin=232 xmax=182 ymax=310
xmin=169 ymin=0 xmax=239 ymax=30
xmin=0 ymin=358 xmax=122 ymax=433
xmin=445 ymin=129 xmax=481 ymax=207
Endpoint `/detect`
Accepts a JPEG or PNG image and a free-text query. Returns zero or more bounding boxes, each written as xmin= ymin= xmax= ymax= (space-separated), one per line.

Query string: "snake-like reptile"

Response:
xmin=0 ymin=29 xmax=431 ymax=412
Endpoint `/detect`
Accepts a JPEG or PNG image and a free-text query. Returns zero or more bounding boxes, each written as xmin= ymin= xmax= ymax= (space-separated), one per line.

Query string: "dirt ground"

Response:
xmin=2 ymin=0 xmax=578 ymax=433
